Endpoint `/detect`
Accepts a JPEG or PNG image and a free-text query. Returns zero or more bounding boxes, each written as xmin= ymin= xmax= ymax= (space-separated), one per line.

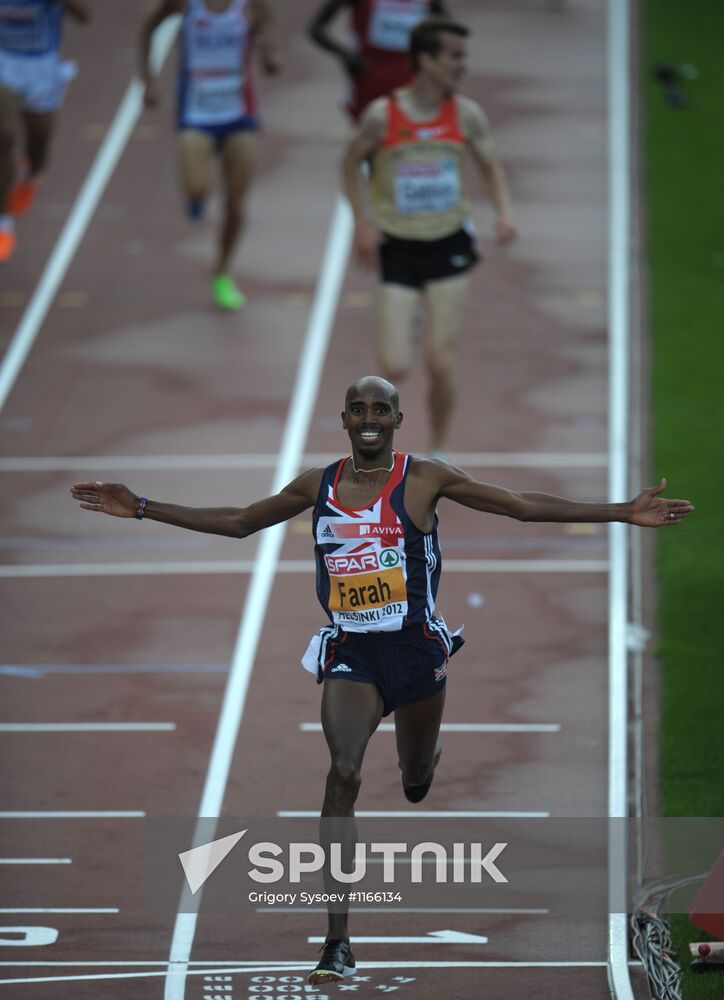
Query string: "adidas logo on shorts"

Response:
xmin=331 ymin=663 xmax=352 ymax=673
xmin=450 ymin=254 xmax=470 ymax=268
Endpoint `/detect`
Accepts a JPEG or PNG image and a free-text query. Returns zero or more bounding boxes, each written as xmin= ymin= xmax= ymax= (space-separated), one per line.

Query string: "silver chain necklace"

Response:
xmin=351 ymin=452 xmax=395 ymax=475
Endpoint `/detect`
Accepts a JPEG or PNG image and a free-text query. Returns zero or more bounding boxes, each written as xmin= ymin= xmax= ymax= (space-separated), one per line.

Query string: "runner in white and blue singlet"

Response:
xmin=139 ymin=0 xmax=280 ymax=310
xmin=0 ymin=0 xmax=89 ymax=262
xmin=70 ymin=376 xmax=694 ymax=985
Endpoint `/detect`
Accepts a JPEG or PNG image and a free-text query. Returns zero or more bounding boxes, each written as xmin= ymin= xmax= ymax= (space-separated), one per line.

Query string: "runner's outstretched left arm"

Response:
xmin=438 ymin=469 xmax=694 ymax=528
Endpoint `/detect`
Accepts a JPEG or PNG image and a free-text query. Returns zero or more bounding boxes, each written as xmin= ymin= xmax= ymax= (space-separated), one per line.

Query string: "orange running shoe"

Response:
xmin=0 ymin=225 xmax=17 ymax=263
xmin=8 ymin=176 xmax=39 ymax=217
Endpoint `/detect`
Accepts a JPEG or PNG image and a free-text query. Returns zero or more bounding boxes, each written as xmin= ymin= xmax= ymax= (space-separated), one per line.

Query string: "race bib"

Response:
xmin=394 ymin=158 xmax=460 ymax=215
xmin=186 ymin=72 xmax=245 ymax=123
xmin=368 ymin=0 xmax=425 ymax=52
xmin=0 ymin=5 xmax=53 ymax=54
xmin=326 ymin=547 xmax=408 ymax=629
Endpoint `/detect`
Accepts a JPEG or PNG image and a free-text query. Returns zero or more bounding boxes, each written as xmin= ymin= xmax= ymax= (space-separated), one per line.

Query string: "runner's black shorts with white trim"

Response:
xmin=313 ymin=621 xmax=464 ymax=717
xmin=378 ymin=225 xmax=480 ymax=290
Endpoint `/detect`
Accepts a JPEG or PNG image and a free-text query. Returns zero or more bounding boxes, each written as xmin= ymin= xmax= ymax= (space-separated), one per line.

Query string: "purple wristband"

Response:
xmin=135 ymin=496 xmax=148 ymax=520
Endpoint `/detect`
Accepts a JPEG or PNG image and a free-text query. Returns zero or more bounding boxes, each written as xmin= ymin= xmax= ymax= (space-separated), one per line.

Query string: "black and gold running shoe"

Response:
xmin=307 ymin=938 xmax=356 ymax=984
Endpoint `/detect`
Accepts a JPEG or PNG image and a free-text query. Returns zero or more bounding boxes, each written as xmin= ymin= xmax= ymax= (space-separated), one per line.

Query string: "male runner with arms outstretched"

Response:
xmin=70 ymin=375 xmax=694 ymax=983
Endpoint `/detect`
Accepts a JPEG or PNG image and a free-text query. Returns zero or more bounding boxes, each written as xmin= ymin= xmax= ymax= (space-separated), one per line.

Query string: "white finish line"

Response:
xmin=0 ymin=722 xmax=175 ymax=732
xmin=0 ymin=961 xmax=612 ymax=986
xmin=0 ymin=559 xmax=608 ymax=578
xmin=300 ymin=722 xmax=561 ymax=734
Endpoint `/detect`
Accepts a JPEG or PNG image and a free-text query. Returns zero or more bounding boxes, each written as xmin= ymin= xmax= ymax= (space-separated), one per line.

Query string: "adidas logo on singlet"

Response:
xmin=321 ymin=525 xmax=335 ymax=538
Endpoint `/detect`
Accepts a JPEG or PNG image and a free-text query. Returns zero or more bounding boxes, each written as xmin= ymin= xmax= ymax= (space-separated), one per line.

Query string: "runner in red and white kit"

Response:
xmin=308 ymin=0 xmax=449 ymax=122
xmin=342 ymin=18 xmax=515 ymax=456
xmin=70 ymin=375 xmax=694 ymax=984
xmin=139 ymin=0 xmax=280 ymax=311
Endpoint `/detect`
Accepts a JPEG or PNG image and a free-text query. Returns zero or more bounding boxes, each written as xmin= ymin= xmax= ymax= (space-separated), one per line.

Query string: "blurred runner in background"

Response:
xmin=140 ymin=0 xmax=280 ymax=311
xmin=342 ymin=18 xmax=515 ymax=455
xmin=308 ymin=0 xmax=449 ymax=122
xmin=0 ymin=0 xmax=90 ymax=262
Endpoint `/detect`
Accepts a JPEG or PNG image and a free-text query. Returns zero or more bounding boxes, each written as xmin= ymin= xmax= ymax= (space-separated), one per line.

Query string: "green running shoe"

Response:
xmin=212 ymin=274 xmax=246 ymax=311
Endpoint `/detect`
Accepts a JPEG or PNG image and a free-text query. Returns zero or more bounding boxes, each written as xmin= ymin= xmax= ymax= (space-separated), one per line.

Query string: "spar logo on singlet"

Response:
xmin=325 ymin=548 xmax=401 ymax=575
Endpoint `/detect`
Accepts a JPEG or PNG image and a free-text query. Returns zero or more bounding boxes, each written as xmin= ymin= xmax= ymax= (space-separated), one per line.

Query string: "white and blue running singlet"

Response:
xmin=313 ymin=452 xmax=442 ymax=633
xmin=0 ymin=0 xmax=63 ymax=56
xmin=178 ymin=0 xmax=256 ymax=128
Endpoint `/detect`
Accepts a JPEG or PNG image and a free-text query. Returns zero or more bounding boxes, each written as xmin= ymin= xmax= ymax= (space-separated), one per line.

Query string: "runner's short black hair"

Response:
xmin=409 ymin=18 xmax=470 ymax=72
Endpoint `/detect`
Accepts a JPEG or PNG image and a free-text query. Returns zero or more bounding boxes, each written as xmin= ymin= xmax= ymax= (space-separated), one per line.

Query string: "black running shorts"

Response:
xmin=319 ymin=622 xmax=464 ymax=716
xmin=378 ymin=226 xmax=480 ymax=290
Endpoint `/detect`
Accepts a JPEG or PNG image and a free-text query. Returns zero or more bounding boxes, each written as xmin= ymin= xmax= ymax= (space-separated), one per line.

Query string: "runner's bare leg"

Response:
xmin=378 ymin=283 xmax=420 ymax=381
xmin=320 ymin=677 xmax=384 ymax=941
xmin=423 ymin=272 xmax=470 ymax=452
xmin=395 ymin=686 xmax=446 ymax=786
xmin=217 ymin=129 xmax=257 ymax=276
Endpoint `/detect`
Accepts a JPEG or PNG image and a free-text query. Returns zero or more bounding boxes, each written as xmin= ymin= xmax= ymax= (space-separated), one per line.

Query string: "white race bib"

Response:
xmin=186 ymin=72 xmax=244 ymax=124
xmin=393 ymin=158 xmax=460 ymax=215
xmin=368 ymin=0 xmax=425 ymax=52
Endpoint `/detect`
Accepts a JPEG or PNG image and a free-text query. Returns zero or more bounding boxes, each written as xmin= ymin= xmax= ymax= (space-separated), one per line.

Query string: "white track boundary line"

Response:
xmin=300 ymin=722 xmax=560 ymax=733
xmin=0 ymin=17 xmax=180 ymax=414
xmin=164 ymin=195 xmax=353 ymax=1000
xmin=0 ymin=908 xmax=117 ymax=914
xmin=0 ymin=452 xmax=607 ymax=471
xmin=607 ymin=2 xmax=635 ymax=999
xmin=278 ymin=810 xmax=549 ymax=819
xmin=0 ymin=859 xmax=71 ymax=864
xmin=0 ymin=558 xmax=608 ymax=578
xmin=0 ymin=723 xmax=175 ymax=732
xmin=0 ymin=811 xmax=144 ymax=818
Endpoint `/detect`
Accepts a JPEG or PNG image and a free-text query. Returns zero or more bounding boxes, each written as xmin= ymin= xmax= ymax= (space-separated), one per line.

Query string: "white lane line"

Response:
xmin=0 ymin=908 xmax=118 ymax=914
xmin=0 ymin=558 xmax=608 ymax=578
xmin=0 ymin=961 xmax=611 ymax=985
xmin=0 ymin=18 xmax=180 ymax=414
xmin=300 ymin=722 xmax=560 ymax=733
xmin=278 ymin=811 xmax=550 ymax=819
xmin=164 ymin=196 xmax=353 ymax=1000
xmin=0 ymin=858 xmax=71 ymax=864
xmin=0 ymin=451 xmax=607 ymax=472
xmin=607 ymin=4 xmax=635 ymax=1000
xmin=0 ymin=722 xmax=175 ymax=732
xmin=0 ymin=811 xmax=144 ymax=818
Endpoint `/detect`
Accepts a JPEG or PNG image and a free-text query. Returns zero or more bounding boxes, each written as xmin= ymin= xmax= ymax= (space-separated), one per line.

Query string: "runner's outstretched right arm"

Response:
xmin=70 ymin=470 xmax=321 ymax=538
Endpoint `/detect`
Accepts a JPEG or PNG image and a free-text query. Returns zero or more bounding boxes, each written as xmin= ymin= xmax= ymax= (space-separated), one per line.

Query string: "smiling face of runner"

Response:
xmin=342 ymin=377 xmax=403 ymax=464
xmin=421 ymin=31 xmax=467 ymax=94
